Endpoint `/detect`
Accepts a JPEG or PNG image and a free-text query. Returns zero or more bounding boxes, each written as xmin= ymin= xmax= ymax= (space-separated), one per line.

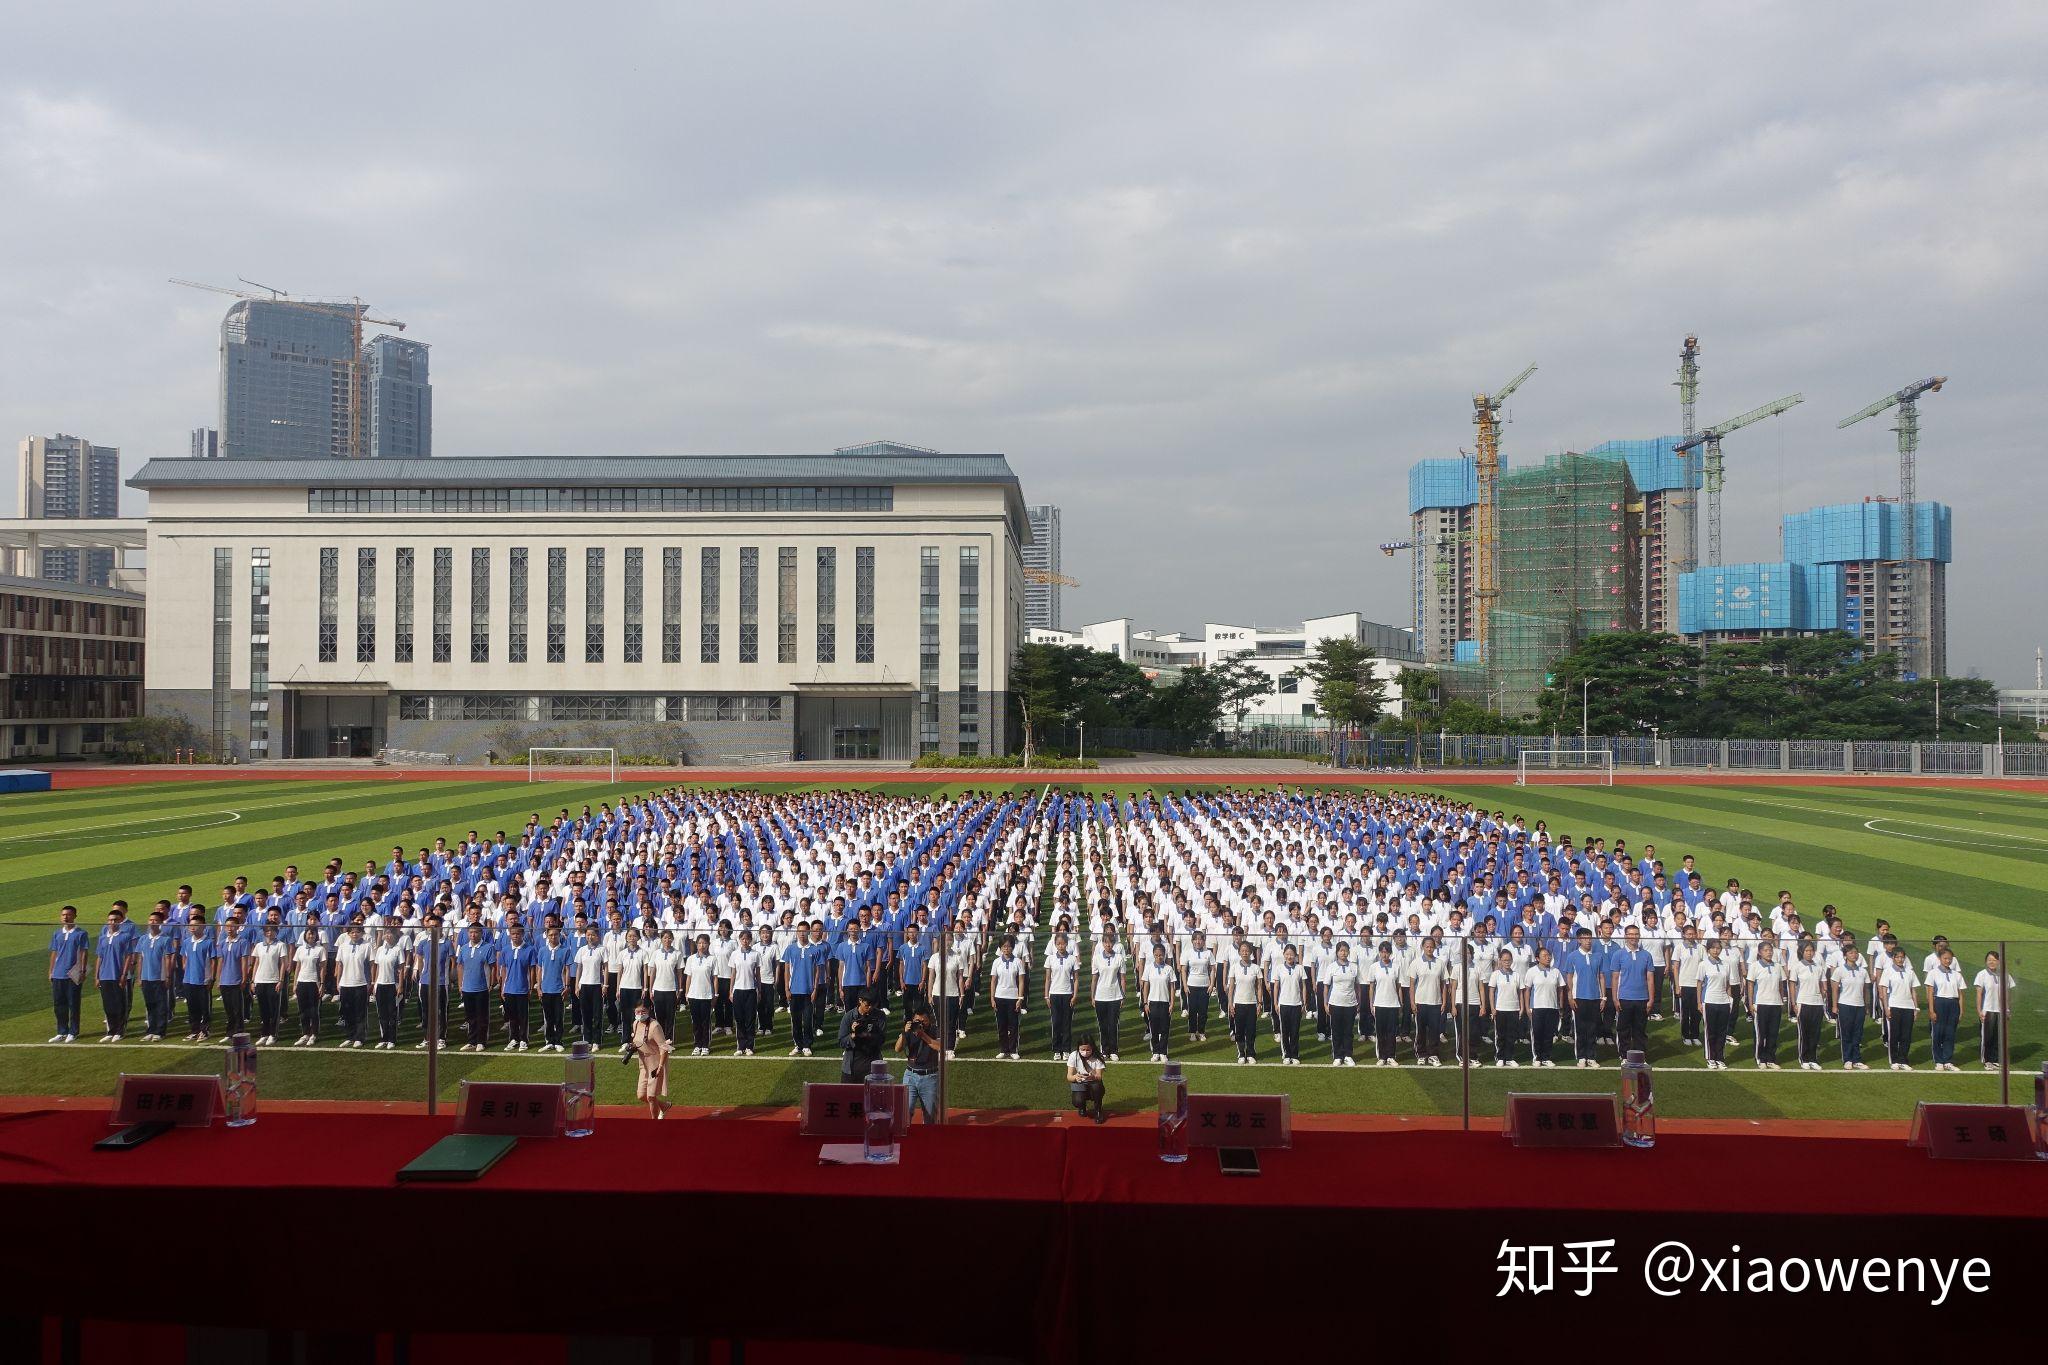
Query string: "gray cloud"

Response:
xmin=2 ymin=1 xmax=2043 ymax=681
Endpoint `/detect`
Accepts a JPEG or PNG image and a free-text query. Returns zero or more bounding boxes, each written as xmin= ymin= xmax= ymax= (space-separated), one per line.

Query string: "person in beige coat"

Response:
xmin=628 ymin=1003 xmax=674 ymax=1119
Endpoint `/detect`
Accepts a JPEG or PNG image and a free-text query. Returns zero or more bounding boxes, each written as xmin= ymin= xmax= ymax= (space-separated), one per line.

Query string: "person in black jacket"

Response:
xmin=838 ymin=991 xmax=885 ymax=1082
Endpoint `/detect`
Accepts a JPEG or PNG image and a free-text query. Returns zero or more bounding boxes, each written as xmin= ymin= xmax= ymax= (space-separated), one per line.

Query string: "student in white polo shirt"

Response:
xmin=1321 ymin=941 xmax=1361 ymax=1067
xmin=682 ymin=933 xmax=719 ymax=1057
xmin=1090 ymin=931 xmax=1126 ymax=1063
xmin=1271 ymin=945 xmax=1309 ymax=1066
xmin=1698 ymin=939 xmax=1741 ymax=1071
xmin=1878 ymin=947 xmax=1921 ymax=1071
xmin=1225 ymin=942 xmax=1264 ymax=1065
xmin=1140 ymin=943 xmax=1178 ymax=1062
xmin=989 ymin=937 xmax=1027 ymax=1060
xmin=1181 ymin=932 xmax=1216 ymax=1043
xmin=290 ymin=924 xmax=326 ymax=1047
xmin=1829 ymin=943 xmax=1872 ymax=1069
xmin=1524 ymin=945 xmax=1564 ymax=1067
xmin=1786 ymin=939 xmax=1829 ymax=1070
xmin=371 ymin=926 xmax=407 ymax=1049
xmin=1924 ymin=945 xmax=1966 ymax=1072
xmin=1973 ymin=951 xmax=2009 ymax=1071
xmin=1745 ymin=937 xmax=1786 ymax=1070
xmin=1403 ymin=938 xmax=1446 ymax=1066
xmin=1483 ymin=948 xmax=1524 ymax=1067
xmin=1043 ymin=930 xmax=1080 ymax=1059
xmin=248 ymin=924 xmax=289 ymax=1047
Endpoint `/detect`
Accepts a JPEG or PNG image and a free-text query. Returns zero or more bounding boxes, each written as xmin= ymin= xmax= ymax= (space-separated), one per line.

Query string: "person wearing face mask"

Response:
xmin=626 ymin=1000 xmax=674 ymax=1120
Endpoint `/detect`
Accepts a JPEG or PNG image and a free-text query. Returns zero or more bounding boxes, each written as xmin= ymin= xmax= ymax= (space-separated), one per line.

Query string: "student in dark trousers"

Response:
xmin=454 ymin=923 xmax=496 ymax=1052
xmin=1745 ymin=938 xmax=1786 ymax=1069
xmin=1829 ymin=945 xmax=1871 ymax=1070
xmin=47 ymin=906 xmax=88 ymax=1043
xmin=291 ymin=925 xmax=325 ymax=1046
xmin=179 ymin=919 xmax=218 ymax=1042
xmin=1562 ymin=929 xmax=1604 ymax=1068
xmin=1974 ymin=951 xmax=2009 ymax=1071
xmin=1226 ymin=944 xmax=1264 ymax=1064
xmin=95 ymin=909 xmax=136 ymax=1042
xmin=1524 ymin=946 xmax=1564 ymax=1067
xmin=1321 ymin=942 xmax=1361 ymax=1067
xmin=1090 ymin=932 xmax=1126 ymax=1062
xmin=1043 ymin=931 xmax=1080 ymax=1059
xmin=1788 ymin=939 xmax=1828 ymax=1070
xmin=1879 ymin=948 xmax=1921 ymax=1071
xmin=573 ymin=927 xmax=607 ymax=1048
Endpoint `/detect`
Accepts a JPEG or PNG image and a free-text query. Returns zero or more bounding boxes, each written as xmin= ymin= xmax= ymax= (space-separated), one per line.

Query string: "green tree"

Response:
xmin=1285 ymin=637 xmax=1387 ymax=746
xmin=1534 ymin=632 xmax=1703 ymax=736
xmin=1011 ymin=642 xmax=1156 ymax=760
xmin=1144 ymin=663 xmax=1225 ymax=737
xmin=1207 ymin=656 xmax=1273 ymax=729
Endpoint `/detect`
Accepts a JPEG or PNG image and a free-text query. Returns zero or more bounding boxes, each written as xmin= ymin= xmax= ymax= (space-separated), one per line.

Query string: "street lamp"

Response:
xmin=1581 ymin=679 xmax=1590 ymax=745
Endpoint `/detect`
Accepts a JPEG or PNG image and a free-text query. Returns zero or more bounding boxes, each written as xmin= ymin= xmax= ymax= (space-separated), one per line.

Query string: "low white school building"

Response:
xmin=131 ymin=451 xmax=1031 ymax=764
xmin=1027 ymin=611 xmax=1420 ymax=724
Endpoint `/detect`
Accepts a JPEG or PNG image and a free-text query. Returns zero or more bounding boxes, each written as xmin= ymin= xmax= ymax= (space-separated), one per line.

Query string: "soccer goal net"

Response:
xmin=1515 ymin=747 xmax=1615 ymax=786
xmin=527 ymin=747 xmax=617 ymax=782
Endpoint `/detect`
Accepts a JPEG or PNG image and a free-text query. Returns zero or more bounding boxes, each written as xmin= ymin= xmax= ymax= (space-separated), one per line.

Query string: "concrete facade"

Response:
xmin=132 ymin=454 xmax=1028 ymax=763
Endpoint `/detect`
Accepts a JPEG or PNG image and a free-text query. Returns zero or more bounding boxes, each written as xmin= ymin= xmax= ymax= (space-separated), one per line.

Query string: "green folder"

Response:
xmin=398 ymin=1133 xmax=518 ymax=1183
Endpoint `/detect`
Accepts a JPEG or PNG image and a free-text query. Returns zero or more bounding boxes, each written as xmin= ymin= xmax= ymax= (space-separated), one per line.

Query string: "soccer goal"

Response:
xmin=1515 ymin=747 xmax=1615 ymax=786
xmin=527 ymin=747 xmax=617 ymax=782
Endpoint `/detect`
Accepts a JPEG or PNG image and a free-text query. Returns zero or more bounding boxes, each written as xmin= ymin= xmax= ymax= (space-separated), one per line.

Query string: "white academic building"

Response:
xmin=1027 ymin=612 xmax=1420 ymax=724
xmin=131 ymin=451 xmax=1029 ymax=763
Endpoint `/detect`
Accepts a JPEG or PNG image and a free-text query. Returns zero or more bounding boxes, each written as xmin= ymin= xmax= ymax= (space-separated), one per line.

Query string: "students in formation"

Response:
xmin=39 ymin=787 xmax=2014 ymax=1089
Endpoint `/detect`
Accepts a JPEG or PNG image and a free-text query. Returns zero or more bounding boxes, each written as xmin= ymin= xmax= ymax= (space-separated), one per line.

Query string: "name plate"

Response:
xmin=1186 ymin=1093 xmax=1292 ymax=1148
xmin=457 ymin=1080 xmax=565 ymax=1136
xmin=799 ymin=1082 xmax=911 ymax=1137
xmin=1908 ymin=1102 xmax=2043 ymax=1161
xmin=1503 ymin=1092 xmax=1622 ymax=1147
xmin=111 ymin=1073 xmax=224 ymax=1128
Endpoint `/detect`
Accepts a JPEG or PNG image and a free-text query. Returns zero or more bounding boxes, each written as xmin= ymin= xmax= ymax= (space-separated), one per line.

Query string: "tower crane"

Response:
xmin=1672 ymin=392 xmax=1802 ymax=567
xmin=1471 ymin=362 xmax=1535 ymax=660
xmin=171 ymin=278 xmax=406 ymax=460
xmin=1674 ymin=335 xmax=1700 ymax=573
xmin=1839 ymin=376 xmax=1946 ymax=672
xmin=1021 ymin=568 xmax=1079 ymax=588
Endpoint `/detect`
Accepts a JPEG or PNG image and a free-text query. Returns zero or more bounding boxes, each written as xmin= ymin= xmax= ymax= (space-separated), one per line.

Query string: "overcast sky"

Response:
xmin=3 ymin=2 xmax=2043 ymax=684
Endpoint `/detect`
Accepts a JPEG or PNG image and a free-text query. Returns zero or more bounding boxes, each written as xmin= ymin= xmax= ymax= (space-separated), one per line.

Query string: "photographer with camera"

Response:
xmin=894 ymin=999 xmax=943 ymax=1123
xmin=837 ymin=990 xmax=885 ymax=1083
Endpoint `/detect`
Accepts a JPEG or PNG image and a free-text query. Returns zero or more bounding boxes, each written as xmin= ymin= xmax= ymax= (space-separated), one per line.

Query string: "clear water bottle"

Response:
xmin=1158 ymin=1061 xmax=1189 ymax=1163
xmin=563 ymin=1042 xmax=596 ymax=1138
xmin=224 ymin=1032 xmax=258 ymax=1128
xmin=1621 ymin=1049 xmax=1655 ymax=1148
xmin=863 ymin=1059 xmax=896 ymax=1163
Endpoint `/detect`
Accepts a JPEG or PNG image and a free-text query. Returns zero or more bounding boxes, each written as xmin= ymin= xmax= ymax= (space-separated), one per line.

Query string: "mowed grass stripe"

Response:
xmin=0 ymin=781 xmax=392 ymax=850
xmin=0 ymin=781 xmax=365 ymax=831
xmin=0 ymin=781 xmax=675 ymax=922
xmin=1743 ymin=786 xmax=2048 ymax=839
xmin=1475 ymin=787 xmax=2044 ymax=940
xmin=1615 ymin=786 xmax=2048 ymax=897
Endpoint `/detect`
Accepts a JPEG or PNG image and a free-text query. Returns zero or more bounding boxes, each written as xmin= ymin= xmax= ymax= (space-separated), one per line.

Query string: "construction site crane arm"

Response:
xmin=1378 ymin=541 xmax=1413 ymax=556
xmin=1488 ymin=363 xmax=1537 ymax=405
xmin=1021 ymin=568 xmax=1079 ymax=588
xmin=1838 ymin=377 xmax=1946 ymax=428
xmin=1673 ymin=393 xmax=1803 ymax=451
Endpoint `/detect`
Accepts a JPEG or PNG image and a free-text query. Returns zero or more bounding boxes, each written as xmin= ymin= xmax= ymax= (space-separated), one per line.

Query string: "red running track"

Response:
xmin=44 ymin=765 xmax=2048 ymax=791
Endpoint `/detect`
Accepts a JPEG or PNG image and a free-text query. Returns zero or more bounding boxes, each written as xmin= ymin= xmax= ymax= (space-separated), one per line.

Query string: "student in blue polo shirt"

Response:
xmin=1608 ymin=925 xmax=1656 ymax=1057
xmin=897 ymin=923 xmax=932 ymax=1014
xmin=497 ymin=921 xmax=538 ymax=1052
xmin=455 ymin=922 xmax=497 ymax=1052
xmin=47 ymin=906 xmax=88 ymax=1043
xmin=94 ymin=907 xmax=138 ymax=1042
xmin=781 ymin=923 xmax=827 ymax=1057
xmin=136 ymin=910 xmax=178 ymax=1042
xmin=535 ymin=923 xmax=578 ymax=1053
xmin=1560 ymin=928 xmax=1605 ymax=1068
xmin=832 ymin=924 xmax=872 ymax=1013
xmin=178 ymin=917 xmax=218 ymax=1042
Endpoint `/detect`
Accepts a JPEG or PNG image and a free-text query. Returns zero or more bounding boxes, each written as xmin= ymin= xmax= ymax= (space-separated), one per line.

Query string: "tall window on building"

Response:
xmin=958 ymin=545 xmax=980 ymax=755
xmin=395 ymin=547 xmax=415 ymax=663
xmin=815 ymin=547 xmax=836 ymax=663
xmin=470 ymin=548 xmax=490 ymax=663
xmin=431 ymin=549 xmax=453 ymax=663
xmin=623 ymin=547 xmax=644 ymax=664
xmin=856 ymin=546 xmax=876 ymax=663
xmin=213 ymin=548 xmax=234 ymax=756
xmin=662 ymin=547 xmax=681 ymax=663
xmin=546 ymin=548 xmax=566 ymax=663
xmin=508 ymin=547 xmax=528 ymax=663
xmin=700 ymin=547 xmax=720 ymax=663
xmin=249 ymin=547 xmax=270 ymax=756
xmin=919 ymin=546 xmax=940 ymax=752
xmin=356 ymin=548 xmax=377 ymax=662
xmin=738 ymin=547 xmax=759 ymax=663
xmin=585 ymin=547 xmax=606 ymax=663
xmin=777 ymin=547 xmax=796 ymax=663
xmin=317 ymin=547 xmax=338 ymax=663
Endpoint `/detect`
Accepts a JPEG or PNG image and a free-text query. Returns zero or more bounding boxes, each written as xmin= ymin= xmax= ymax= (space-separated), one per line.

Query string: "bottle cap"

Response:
xmin=1626 ymin=1049 xmax=1646 ymax=1064
xmin=1161 ymin=1062 xmax=1183 ymax=1080
xmin=571 ymin=1042 xmax=591 ymax=1058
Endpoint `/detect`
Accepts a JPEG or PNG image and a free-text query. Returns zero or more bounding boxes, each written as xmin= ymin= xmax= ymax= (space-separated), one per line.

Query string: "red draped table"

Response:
xmin=0 ymin=1109 xmax=2043 ymax=1361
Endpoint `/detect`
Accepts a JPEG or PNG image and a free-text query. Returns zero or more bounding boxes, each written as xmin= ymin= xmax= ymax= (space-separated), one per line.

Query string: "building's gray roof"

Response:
xmin=0 ymin=574 xmax=146 ymax=605
xmin=129 ymin=453 xmax=1017 ymax=489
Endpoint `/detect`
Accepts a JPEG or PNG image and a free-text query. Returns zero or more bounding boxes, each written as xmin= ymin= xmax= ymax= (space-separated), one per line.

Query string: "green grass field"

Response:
xmin=3 ymin=776 xmax=2043 ymax=1123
